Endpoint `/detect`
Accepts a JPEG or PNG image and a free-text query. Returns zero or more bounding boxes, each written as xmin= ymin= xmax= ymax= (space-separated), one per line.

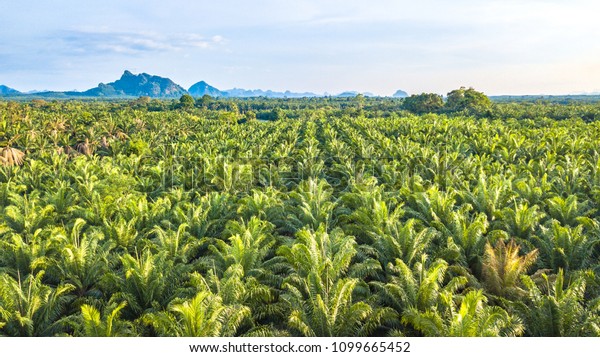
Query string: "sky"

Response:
xmin=1 ymin=0 xmax=599 ymax=96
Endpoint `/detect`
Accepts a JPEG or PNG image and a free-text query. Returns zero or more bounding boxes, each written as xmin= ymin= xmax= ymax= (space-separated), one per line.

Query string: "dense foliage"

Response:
xmin=0 ymin=98 xmax=599 ymax=336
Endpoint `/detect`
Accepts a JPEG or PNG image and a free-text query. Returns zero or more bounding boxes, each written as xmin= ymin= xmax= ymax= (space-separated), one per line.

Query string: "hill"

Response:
xmin=188 ymin=81 xmax=224 ymax=97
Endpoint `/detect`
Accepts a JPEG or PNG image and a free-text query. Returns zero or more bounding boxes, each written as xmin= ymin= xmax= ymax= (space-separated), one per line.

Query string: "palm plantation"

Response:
xmin=0 ymin=97 xmax=599 ymax=336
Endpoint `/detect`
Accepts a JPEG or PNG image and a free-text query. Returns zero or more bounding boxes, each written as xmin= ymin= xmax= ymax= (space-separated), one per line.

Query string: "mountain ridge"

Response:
xmin=1 ymin=71 xmax=409 ymax=98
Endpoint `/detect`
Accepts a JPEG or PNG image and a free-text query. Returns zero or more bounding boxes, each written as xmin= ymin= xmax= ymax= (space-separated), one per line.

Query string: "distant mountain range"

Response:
xmin=187 ymin=80 xmax=362 ymax=98
xmin=0 ymin=70 xmax=407 ymax=99
xmin=220 ymin=88 xmax=322 ymax=98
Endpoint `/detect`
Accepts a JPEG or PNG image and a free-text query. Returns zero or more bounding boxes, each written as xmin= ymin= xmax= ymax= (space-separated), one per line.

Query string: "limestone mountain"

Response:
xmin=188 ymin=81 xmax=224 ymax=97
xmin=82 ymin=70 xmax=187 ymax=98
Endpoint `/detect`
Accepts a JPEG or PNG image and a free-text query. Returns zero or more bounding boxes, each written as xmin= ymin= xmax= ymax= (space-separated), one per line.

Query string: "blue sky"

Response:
xmin=1 ymin=0 xmax=599 ymax=95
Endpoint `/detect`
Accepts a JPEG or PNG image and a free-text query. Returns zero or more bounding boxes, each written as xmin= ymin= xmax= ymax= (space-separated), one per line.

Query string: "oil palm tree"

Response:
xmin=439 ymin=210 xmax=489 ymax=273
xmin=201 ymin=218 xmax=284 ymax=323
xmin=0 ymin=135 xmax=25 ymax=167
xmin=52 ymin=219 xmax=110 ymax=299
xmin=498 ymin=202 xmax=545 ymax=240
xmin=482 ymin=239 xmax=538 ymax=298
xmin=237 ymin=188 xmax=285 ymax=223
xmin=375 ymin=255 xmax=468 ymax=334
xmin=0 ymin=271 xmax=74 ymax=336
xmin=107 ymin=249 xmax=189 ymax=317
xmin=210 ymin=217 xmax=276 ymax=278
xmin=405 ymin=187 xmax=457 ymax=231
xmin=143 ymin=290 xmax=250 ymax=337
xmin=71 ymin=301 xmax=136 ymax=336
xmin=514 ymin=269 xmax=600 ymax=336
xmin=286 ymin=178 xmax=336 ymax=232
xmin=1 ymin=190 xmax=56 ymax=240
xmin=534 ymin=220 xmax=599 ymax=272
xmin=545 ymin=195 xmax=592 ymax=227
xmin=372 ymin=219 xmax=438 ymax=271
xmin=279 ymin=226 xmax=396 ymax=336
xmin=402 ymin=289 xmax=523 ymax=336
xmin=337 ymin=176 xmax=405 ymax=245
xmin=148 ymin=223 xmax=197 ymax=264
xmin=459 ymin=173 xmax=514 ymax=222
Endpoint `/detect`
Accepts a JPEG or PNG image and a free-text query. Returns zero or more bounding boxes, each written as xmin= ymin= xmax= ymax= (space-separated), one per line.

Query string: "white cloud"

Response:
xmin=59 ymin=30 xmax=225 ymax=55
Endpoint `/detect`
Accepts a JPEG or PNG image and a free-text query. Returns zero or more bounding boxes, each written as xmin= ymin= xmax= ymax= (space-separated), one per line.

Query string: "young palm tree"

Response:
xmin=148 ymin=223 xmax=197 ymax=264
xmin=41 ymin=178 xmax=77 ymax=216
xmin=545 ymin=195 xmax=592 ymax=227
xmin=403 ymin=290 xmax=523 ymax=336
xmin=534 ymin=220 xmax=599 ymax=272
xmin=482 ymin=239 xmax=538 ymax=298
xmin=52 ymin=219 xmax=110 ymax=299
xmin=207 ymin=157 xmax=254 ymax=193
xmin=0 ymin=227 xmax=60 ymax=279
xmin=441 ymin=210 xmax=489 ymax=273
xmin=237 ymin=188 xmax=285 ymax=222
xmin=0 ymin=136 xmax=25 ymax=167
xmin=107 ymin=249 xmax=188 ymax=317
xmin=337 ymin=176 xmax=405 ymax=245
xmin=286 ymin=178 xmax=336 ymax=232
xmin=1 ymin=191 xmax=55 ymax=240
xmin=405 ymin=187 xmax=457 ymax=231
xmin=514 ymin=270 xmax=600 ymax=336
xmin=199 ymin=218 xmax=285 ymax=323
xmin=498 ymin=202 xmax=545 ymax=240
xmin=71 ymin=301 xmax=136 ymax=336
xmin=512 ymin=174 xmax=550 ymax=206
xmin=375 ymin=255 xmax=469 ymax=336
xmin=102 ymin=215 xmax=139 ymax=253
xmin=286 ymin=277 xmax=397 ymax=336
xmin=373 ymin=219 xmax=438 ymax=271
xmin=279 ymin=226 xmax=397 ymax=336
xmin=143 ymin=290 xmax=250 ymax=337
xmin=210 ymin=217 xmax=276 ymax=277
xmin=0 ymin=271 xmax=74 ymax=336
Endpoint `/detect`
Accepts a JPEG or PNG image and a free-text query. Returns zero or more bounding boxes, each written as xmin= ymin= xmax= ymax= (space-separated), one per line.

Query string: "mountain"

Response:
xmin=393 ymin=90 xmax=409 ymax=98
xmin=1 ymin=74 xmax=411 ymax=99
xmin=222 ymin=87 xmax=320 ymax=98
xmin=81 ymin=70 xmax=187 ymax=98
xmin=334 ymin=91 xmax=378 ymax=97
xmin=188 ymin=81 xmax=224 ymax=97
xmin=187 ymin=80 xmax=323 ymax=98
xmin=0 ymin=85 xmax=20 ymax=95
xmin=336 ymin=91 xmax=359 ymax=97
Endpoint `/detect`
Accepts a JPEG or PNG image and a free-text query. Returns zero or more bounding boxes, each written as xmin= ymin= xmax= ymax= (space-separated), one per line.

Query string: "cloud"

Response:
xmin=58 ymin=30 xmax=225 ymax=55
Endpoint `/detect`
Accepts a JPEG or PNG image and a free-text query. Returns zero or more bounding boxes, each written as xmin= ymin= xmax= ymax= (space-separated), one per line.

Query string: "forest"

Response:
xmin=0 ymin=93 xmax=599 ymax=336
